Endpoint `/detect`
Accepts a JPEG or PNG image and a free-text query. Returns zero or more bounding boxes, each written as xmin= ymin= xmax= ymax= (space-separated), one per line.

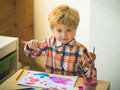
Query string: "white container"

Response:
xmin=0 ymin=36 xmax=19 ymax=83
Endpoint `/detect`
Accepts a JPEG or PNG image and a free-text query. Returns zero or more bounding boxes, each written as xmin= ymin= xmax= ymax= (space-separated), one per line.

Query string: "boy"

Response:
xmin=24 ymin=4 xmax=97 ymax=79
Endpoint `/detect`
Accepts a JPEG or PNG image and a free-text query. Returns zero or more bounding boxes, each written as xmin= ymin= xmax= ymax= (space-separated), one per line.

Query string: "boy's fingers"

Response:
xmin=22 ymin=40 xmax=40 ymax=52
xmin=34 ymin=48 xmax=40 ymax=52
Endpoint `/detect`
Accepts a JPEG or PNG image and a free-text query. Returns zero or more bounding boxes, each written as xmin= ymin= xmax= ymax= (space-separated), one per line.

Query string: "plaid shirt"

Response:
xmin=24 ymin=36 xmax=97 ymax=78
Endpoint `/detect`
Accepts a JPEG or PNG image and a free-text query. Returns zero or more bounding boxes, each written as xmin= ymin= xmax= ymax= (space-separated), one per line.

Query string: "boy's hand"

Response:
xmin=27 ymin=40 xmax=40 ymax=51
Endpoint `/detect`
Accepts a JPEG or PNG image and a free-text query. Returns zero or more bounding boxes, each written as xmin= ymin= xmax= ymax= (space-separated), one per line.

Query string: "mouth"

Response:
xmin=61 ymin=39 xmax=68 ymax=40
xmin=61 ymin=39 xmax=69 ymax=44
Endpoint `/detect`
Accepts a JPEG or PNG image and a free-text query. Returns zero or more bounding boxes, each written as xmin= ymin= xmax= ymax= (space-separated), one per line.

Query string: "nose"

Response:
xmin=61 ymin=32 xmax=67 ymax=37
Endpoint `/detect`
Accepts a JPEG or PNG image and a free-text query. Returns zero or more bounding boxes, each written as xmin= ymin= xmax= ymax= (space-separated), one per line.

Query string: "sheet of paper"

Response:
xmin=17 ymin=71 xmax=78 ymax=90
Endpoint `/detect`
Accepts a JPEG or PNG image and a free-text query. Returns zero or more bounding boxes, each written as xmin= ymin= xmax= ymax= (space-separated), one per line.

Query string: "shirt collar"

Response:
xmin=54 ymin=38 xmax=75 ymax=47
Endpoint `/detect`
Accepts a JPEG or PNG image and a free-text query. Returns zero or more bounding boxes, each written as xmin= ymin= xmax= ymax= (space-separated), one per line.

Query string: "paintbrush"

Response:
xmin=21 ymin=40 xmax=27 ymax=45
xmin=89 ymin=47 xmax=95 ymax=79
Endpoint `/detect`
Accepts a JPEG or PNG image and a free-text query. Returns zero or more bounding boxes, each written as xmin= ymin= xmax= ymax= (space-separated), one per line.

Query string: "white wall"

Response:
xmin=34 ymin=0 xmax=90 ymax=47
xmin=34 ymin=0 xmax=90 ymax=68
xmin=89 ymin=0 xmax=120 ymax=90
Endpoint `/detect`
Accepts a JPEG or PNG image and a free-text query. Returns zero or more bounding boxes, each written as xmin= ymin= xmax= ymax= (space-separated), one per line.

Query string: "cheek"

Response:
xmin=53 ymin=33 xmax=60 ymax=38
xmin=68 ymin=33 xmax=75 ymax=37
xmin=72 ymin=32 xmax=76 ymax=37
xmin=53 ymin=32 xmax=58 ymax=36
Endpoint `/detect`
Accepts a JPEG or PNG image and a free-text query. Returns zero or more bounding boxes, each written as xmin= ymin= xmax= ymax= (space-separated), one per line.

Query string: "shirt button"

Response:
xmin=60 ymin=67 xmax=62 ymax=69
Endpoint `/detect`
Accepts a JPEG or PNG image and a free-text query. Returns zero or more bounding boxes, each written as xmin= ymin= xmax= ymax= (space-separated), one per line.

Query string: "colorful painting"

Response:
xmin=17 ymin=71 xmax=78 ymax=90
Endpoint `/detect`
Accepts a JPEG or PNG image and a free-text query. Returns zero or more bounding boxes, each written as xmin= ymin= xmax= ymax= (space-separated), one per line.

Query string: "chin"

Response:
xmin=62 ymin=42 xmax=69 ymax=44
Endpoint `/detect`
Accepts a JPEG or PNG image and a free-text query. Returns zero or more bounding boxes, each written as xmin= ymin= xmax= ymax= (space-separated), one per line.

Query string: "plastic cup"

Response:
xmin=78 ymin=86 xmax=84 ymax=90
xmin=84 ymin=85 xmax=96 ymax=90
xmin=83 ymin=77 xmax=97 ymax=90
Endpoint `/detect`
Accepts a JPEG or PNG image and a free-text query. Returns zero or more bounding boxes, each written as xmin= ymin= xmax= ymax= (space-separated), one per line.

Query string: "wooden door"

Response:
xmin=0 ymin=0 xmax=43 ymax=71
xmin=13 ymin=0 xmax=44 ymax=71
xmin=0 ymin=0 xmax=14 ymax=36
xmin=13 ymin=0 xmax=39 ymax=70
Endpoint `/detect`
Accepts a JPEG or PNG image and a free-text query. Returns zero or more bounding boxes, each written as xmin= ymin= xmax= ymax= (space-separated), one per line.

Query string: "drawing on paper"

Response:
xmin=17 ymin=71 xmax=78 ymax=90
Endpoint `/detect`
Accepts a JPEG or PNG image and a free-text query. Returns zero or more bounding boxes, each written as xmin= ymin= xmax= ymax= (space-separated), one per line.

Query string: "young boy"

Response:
xmin=24 ymin=4 xmax=97 ymax=79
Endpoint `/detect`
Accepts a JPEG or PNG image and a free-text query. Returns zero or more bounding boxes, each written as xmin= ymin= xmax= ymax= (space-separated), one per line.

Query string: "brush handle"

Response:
xmin=90 ymin=47 xmax=95 ymax=79
xmin=21 ymin=40 xmax=27 ymax=45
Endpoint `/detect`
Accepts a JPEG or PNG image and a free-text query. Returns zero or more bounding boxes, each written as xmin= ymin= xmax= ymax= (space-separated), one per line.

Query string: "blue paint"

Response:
xmin=34 ymin=73 xmax=49 ymax=78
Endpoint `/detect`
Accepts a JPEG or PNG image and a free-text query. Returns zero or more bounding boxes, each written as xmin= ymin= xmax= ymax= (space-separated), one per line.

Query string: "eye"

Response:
xmin=67 ymin=29 xmax=72 ymax=32
xmin=57 ymin=29 xmax=62 ymax=32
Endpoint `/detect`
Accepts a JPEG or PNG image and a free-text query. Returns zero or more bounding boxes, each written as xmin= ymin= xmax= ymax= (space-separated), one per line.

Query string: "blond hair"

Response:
xmin=48 ymin=4 xmax=80 ymax=30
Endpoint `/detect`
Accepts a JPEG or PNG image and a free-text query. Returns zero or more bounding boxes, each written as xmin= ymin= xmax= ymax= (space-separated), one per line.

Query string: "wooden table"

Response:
xmin=0 ymin=69 xmax=110 ymax=90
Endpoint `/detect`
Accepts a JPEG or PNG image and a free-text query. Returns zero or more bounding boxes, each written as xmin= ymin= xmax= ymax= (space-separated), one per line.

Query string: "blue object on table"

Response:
xmin=15 ymin=88 xmax=36 ymax=90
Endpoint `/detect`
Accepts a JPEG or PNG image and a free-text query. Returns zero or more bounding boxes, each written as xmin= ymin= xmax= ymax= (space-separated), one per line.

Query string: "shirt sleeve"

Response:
xmin=24 ymin=40 xmax=48 ymax=58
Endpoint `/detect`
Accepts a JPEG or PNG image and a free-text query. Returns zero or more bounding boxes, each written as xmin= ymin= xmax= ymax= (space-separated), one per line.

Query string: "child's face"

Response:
xmin=52 ymin=24 xmax=76 ymax=44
